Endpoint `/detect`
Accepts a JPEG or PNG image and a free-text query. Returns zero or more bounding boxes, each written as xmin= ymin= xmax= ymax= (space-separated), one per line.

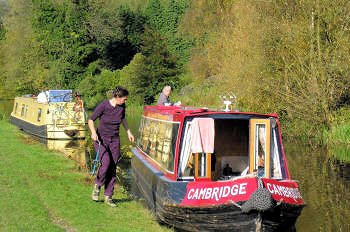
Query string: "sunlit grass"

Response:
xmin=323 ymin=107 xmax=350 ymax=161
xmin=0 ymin=120 xmax=172 ymax=232
xmin=326 ymin=122 xmax=350 ymax=146
xmin=329 ymin=146 xmax=350 ymax=162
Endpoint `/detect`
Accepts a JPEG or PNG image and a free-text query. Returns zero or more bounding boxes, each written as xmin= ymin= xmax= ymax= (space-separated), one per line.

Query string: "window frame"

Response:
xmin=137 ymin=116 xmax=180 ymax=173
xmin=249 ymin=119 xmax=271 ymax=177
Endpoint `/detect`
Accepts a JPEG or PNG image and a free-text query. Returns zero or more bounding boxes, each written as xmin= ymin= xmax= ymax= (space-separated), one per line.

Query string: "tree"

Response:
xmin=144 ymin=0 xmax=192 ymax=66
xmin=0 ymin=0 xmax=8 ymax=40
xmin=0 ymin=0 xmax=48 ymax=97
xmin=32 ymin=0 xmax=93 ymax=89
xmin=137 ymin=27 xmax=180 ymax=104
xmin=86 ymin=3 xmax=145 ymax=70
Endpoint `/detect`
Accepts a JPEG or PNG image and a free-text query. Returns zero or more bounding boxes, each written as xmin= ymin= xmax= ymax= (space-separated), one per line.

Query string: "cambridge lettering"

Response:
xmin=187 ymin=183 xmax=248 ymax=202
xmin=266 ymin=183 xmax=302 ymax=200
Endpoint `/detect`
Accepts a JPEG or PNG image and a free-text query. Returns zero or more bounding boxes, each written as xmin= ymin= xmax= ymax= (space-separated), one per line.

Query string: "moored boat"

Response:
xmin=131 ymin=104 xmax=305 ymax=231
xmin=10 ymin=90 xmax=86 ymax=140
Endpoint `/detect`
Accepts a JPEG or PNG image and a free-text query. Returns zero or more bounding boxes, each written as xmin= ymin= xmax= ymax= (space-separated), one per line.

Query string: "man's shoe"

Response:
xmin=104 ymin=196 xmax=116 ymax=207
xmin=91 ymin=184 xmax=100 ymax=201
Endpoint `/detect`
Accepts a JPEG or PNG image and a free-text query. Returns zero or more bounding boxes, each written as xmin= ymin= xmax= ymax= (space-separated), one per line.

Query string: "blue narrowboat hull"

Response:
xmin=10 ymin=116 xmax=48 ymax=139
xmin=10 ymin=116 xmax=85 ymax=140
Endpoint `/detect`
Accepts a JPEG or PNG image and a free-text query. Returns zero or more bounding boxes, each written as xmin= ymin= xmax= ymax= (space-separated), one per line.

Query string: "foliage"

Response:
xmin=0 ymin=22 xmax=5 ymax=41
xmin=324 ymin=107 xmax=350 ymax=146
xmin=87 ymin=2 xmax=146 ymax=70
xmin=32 ymin=0 xmax=92 ymax=89
xmin=328 ymin=146 xmax=350 ymax=162
xmin=137 ymin=27 xmax=181 ymax=104
xmin=118 ymin=53 xmax=145 ymax=104
xmin=0 ymin=0 xmax=7 ymax=97
xmin=0 ymin=0 xmax=8 ymax=40
xmin=0 ymin=0 xmax=48 ymax=97
xmin=144 ymin=0 xmax=192 ymax=66
xmin=78 ymin=63 xmax=121 ymax=109
xmin=181 ymin=0 xmax=350 ymax=139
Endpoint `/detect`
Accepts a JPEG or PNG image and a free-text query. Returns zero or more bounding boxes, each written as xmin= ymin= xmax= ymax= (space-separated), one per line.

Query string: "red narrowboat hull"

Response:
xmin=131 ymin=106 xmax=305 ymax=231
xmin=131 ymin=147 xmax=304 ymax=231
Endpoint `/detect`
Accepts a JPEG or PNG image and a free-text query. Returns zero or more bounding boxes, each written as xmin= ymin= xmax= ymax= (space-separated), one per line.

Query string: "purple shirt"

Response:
xmin=89 ymin=100 xmax=125 ymax=139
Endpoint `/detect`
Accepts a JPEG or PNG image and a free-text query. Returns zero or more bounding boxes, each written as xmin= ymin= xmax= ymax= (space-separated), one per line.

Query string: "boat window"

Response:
xmin=179 ymin=122 xmax=194 ymax=178
xmin=249 ymin=119 xmax=271 ymax=177
xmin=21 ymin=104 xmax=25 ymax=117
xmin=137 ymin=116 xmax=179 ymax=172
xmin=14 ymin=103 xmax=18 ymax=114
xmin=24 ymin=105 xmax=28 ymax=118
xmin=271 ymin=128 xmax=282 ymax=179
xmin=255 ymin=124 xmax=266 ymax=173
xmin=37 ymin=108 xmax=42 ymax=122
xmin=148 ymin=120 xmax=159 ymax=157
xmin=138 ymin=117 xmax=150 ymax=150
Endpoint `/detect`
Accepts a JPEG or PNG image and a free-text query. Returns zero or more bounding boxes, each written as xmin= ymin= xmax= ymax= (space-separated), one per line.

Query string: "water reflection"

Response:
xmin=335 ymin=160 xmax=350 ymax=183
xmin=46 ymin=139 xmax=88 ymax=168
xmin=286 ymin=142 xmax=350 ymax=231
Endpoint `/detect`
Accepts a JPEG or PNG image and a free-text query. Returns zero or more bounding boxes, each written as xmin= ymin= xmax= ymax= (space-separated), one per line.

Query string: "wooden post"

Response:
xmin=206 ymin=153 xmax=211 ymax=179
xmin=194 ymin=153 xmax=199 ymax=179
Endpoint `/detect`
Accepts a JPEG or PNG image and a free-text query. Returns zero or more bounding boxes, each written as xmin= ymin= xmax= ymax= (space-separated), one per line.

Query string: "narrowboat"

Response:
xmin=10 ymin=90 xmax=86 ymax=140
xmin=131 ymin=105 xmax=305 ymax=231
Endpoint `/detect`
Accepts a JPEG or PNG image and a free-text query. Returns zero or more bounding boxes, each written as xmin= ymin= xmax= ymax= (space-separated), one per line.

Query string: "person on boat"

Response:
xmin=223 ymin=163 xmax=233 ymax=176
xmin=157 ymin=85 xmax=173 ymax=106
xmin=88 ymin=86 xmax=135 ymax=207
xmin=157 ymin=85 xmax=181 ymax=106
xmin=37 ymin=90 xmax=49 ymax=103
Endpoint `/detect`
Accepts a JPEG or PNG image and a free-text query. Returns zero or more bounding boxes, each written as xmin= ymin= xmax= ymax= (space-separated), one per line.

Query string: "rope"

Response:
xmin=241 ymin=177 xmax=274 ymax=213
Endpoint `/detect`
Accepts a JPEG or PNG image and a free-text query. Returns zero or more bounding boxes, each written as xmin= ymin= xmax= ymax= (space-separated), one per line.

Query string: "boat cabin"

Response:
xmin=10 ymin=90 xmax=86 ymax=140
xmin=136 ymin=106 xmax=289 ymax=182
xmin=132 ymin=105 xmax=304 ymax=231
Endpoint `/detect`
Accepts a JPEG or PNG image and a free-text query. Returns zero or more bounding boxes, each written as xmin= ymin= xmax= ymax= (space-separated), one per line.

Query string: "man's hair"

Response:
xmin=163 ymin=85 xmax=171 ymax=92
xmin=113 ymin=86 xmax=129 ymax=98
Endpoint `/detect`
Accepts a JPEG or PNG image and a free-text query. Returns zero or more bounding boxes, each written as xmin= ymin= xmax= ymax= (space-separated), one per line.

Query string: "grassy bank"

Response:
xmin=325 ymin=122 xmax=350 ymax=162
xmin=0 ymin=120 xmax=171 ymax=232
xmin=323 ymin=107 xmax=350 ymax=161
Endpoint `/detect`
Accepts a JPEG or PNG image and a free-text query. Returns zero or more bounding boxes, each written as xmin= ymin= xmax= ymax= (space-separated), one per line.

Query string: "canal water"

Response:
xmin=1 ymin=99 xmax=350 ymax=231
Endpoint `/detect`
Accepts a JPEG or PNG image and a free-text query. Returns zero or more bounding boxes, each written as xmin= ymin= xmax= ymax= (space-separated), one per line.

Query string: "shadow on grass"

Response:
xmin=114 ymin=197 xmax=134 ymax=203
xmin=91 ymin=197 xmax=133 ymax=204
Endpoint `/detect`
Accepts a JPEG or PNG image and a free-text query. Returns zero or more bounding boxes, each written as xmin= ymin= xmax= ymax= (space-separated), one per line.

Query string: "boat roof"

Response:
xmin=143 ymin=105 xmax=279 ymax=121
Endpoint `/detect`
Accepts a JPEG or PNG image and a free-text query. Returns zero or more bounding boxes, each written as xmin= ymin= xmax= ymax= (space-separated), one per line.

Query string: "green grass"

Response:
xmin=326 ymin=122 xmax=350 ymax=162
xmin=326 ymin=122 xmax=350 ymax=146
xmin=0 ymin=120 xmax=172 ymax=232
xmin=323 ymin=107 xmax=350 ymax=161
xmin=328 ymin=146 xmax=350 ymax=162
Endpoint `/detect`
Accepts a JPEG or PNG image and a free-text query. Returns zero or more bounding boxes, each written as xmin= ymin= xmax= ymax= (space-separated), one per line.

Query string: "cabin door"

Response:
xmin=194 ymin=153 xmax=211 ymax=180
xmin=249 ymin=119 xmax=271 ymax=177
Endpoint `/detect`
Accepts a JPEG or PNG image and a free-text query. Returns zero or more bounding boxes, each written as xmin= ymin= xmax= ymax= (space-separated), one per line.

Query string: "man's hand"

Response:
xmin=127 ymin=130 xmax=135 ymax=144
xmin=91 ymin=132 xmax=98 ymax=141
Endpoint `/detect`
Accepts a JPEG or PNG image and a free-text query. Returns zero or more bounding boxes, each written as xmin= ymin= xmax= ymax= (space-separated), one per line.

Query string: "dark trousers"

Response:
xmin=94 ymin=138 xmax=120 ymax=197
